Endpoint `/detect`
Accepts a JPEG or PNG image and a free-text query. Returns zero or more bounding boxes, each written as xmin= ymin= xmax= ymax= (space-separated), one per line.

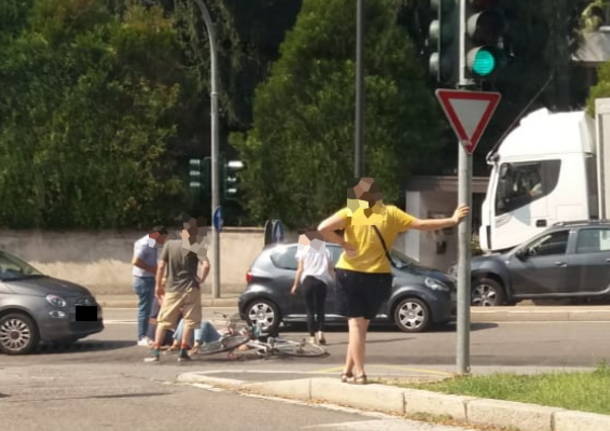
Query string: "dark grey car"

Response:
xmin=238 ymin=243 xmax=456 ymax=333
xmin=467 ymin=220 xmax=610 ymax=306
xmin=0 ymin=250 xmax=104 ymax=354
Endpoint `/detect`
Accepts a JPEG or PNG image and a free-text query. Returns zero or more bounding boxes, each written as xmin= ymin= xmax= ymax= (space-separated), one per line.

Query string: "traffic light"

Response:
xmin=222 ymin=158 xmax=244 ymax=200
xmin=465 ymin=0 xmax=507 ymax=81
xmin=428 ymin=0 xmax=459 ymax=84
xmin=188 ymin=157 xmax=210 ymax=200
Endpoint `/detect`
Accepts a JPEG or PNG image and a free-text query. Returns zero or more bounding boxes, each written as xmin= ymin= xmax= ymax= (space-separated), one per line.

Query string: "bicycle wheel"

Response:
xmin=272 ymin=339 xmax=326 ymax=357
xmin=197 ymin=334 xmax=249 ymax=356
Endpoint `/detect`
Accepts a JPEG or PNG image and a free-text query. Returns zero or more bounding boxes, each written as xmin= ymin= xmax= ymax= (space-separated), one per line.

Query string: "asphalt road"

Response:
xmin=0 ymin=362 xmax=477 ymax=431
xmin=5 ymin=307 xmax=606 ymax=370
xmin=3 ymin=307 xmax=609 ymax=431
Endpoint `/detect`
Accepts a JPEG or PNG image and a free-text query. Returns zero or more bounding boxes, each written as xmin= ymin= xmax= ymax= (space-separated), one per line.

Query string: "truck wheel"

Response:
xmin=0 ymin=313 xmax=40 ymax=355
xmin=471 ymin=277 xmax=505 ymax=306
xmin=393 ymin=297 xmax=431 ymax=333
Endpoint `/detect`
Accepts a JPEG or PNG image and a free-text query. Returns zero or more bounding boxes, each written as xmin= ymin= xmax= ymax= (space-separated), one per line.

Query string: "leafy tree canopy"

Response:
xmin=232 ymin=0 xmax=443 ymax=228
xmin=0 ymin=0 xmax=191 ymax=228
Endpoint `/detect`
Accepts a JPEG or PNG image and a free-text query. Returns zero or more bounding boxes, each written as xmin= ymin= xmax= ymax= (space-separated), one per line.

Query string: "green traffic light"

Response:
xmin=472 ymin=48 xmax=495 ymax=76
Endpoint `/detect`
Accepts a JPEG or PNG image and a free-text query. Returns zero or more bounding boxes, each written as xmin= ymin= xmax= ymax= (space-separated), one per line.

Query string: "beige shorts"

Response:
xmin=157 ymin=288 xmax=202 ymax=331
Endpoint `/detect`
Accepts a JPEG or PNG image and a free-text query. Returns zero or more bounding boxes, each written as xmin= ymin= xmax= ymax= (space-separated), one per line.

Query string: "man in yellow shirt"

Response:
xmin=318 ymin=178 xmax=468 ymax=384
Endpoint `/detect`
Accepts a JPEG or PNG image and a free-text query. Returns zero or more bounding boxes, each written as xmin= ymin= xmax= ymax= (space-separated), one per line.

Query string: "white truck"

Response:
xmin=479 ymin=100 xmax=610 ymax=252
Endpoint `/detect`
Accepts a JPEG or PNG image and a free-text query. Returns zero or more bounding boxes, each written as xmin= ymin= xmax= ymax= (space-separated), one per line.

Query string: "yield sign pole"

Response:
xmin=435 ymin=89 xmax=501 ymax=375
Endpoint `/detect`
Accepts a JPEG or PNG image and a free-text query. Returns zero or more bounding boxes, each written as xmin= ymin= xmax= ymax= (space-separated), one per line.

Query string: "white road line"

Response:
xmin=104 ymin=320 xmax=136 ymax=325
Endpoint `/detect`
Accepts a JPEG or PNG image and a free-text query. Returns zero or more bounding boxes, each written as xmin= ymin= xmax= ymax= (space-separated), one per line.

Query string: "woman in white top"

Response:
xmin=291 ymin=230 xmax=334 ymax=345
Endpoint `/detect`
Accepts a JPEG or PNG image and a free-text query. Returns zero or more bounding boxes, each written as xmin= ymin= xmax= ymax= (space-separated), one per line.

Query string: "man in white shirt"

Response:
xmin=132 ymin=225 xmax=168 ymax=346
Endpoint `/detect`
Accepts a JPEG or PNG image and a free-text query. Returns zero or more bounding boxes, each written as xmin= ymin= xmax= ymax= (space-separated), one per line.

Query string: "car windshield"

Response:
xmin=389 ymin=249 xmax=417 ymax=269
xmin=0 ymin=251 xmax=44 ymax=281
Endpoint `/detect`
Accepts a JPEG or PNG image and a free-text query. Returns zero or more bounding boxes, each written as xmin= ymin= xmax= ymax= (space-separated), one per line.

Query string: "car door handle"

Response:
xmin=536 ymin=219 xmax=547 ymax=227
xmin=554 ymin=261 xmax=567 ymax=267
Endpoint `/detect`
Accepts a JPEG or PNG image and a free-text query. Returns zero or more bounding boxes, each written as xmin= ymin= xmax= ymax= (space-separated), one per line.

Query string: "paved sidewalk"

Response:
xmin=178 ymin=367 xmax=610 ymax=431
xmin=97 ymin=294 xmax=239 ymax=308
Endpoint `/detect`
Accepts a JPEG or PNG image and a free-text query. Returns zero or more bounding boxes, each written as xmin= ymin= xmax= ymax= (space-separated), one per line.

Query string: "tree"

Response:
xmin=232 ymin=0 xmax=443 ymax=228
xmin=0 ymin=0 xmax=191 ymax=228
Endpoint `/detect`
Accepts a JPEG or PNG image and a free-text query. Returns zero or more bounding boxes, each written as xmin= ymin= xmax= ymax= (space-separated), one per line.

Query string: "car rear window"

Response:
xmin=270 ymin=244 xmax=343 ymax=270
xmin=270 ymin=245 xmax=298 ymax=270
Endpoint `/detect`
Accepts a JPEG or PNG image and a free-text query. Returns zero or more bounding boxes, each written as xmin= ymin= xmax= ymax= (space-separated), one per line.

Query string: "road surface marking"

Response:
xmin=104 ymin=320 xmax=136 ymax=325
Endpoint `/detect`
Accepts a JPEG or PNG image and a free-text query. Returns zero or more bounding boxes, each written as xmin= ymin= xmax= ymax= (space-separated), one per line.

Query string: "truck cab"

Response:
xmin=480 ymin=108 xmax=598 ymax=252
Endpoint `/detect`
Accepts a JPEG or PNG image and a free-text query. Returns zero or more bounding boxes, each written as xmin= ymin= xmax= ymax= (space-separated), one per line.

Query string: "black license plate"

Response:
xmin=75 ymin=306 xmax=98 ymax=321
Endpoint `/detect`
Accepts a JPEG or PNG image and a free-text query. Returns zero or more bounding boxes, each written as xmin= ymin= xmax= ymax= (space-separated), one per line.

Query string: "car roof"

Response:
xmin=551 ymin=220 xmax=610 ymax=228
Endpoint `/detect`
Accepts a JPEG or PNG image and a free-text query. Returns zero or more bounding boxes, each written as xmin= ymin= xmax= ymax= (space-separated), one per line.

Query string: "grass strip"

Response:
xmin=388 ymin=363 xmax=610 ymax=416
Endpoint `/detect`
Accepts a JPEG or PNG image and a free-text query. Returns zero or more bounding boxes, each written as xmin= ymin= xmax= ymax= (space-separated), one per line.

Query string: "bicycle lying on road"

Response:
xmin=192 ymin=313 xmax=327 ymax=359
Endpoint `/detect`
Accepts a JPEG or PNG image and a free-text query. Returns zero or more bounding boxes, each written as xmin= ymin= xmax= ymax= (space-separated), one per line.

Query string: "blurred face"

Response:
xmin=149 ymin=231 xmax=168 ymax=245
xmin=181 ymin=218 xmax=199 ymax=244
xmin=309 ymin=238 xmax=323 ymax=250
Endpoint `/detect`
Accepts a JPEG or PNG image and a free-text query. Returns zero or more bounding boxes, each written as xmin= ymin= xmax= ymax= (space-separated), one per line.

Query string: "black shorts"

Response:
xmin=335 ymin=269 xmax=392 ymax=320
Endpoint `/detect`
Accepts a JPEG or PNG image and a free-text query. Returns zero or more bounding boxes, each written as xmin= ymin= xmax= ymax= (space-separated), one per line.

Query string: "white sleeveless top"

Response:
xmin=295 ymin=239 xmax=333 ymax=284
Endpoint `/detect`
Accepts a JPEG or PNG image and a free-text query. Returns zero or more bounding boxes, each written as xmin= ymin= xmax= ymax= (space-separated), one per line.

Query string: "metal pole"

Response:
xmin=458 ymin=0 xmax=466 ymax=86
xmin=457 ymin=0 xmax=471 ymax=375
xmin=354 ymin=0 xmax=364 ymax=178
xmin=194 ymin=0 xmax=221 ymax=298
xmin=456 ymin=143 xmax=472 ymax=375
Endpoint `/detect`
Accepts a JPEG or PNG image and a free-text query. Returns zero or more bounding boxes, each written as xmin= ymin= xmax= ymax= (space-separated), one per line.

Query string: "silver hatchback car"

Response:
xmin=0 ymin=250 xmax=103 ymax=354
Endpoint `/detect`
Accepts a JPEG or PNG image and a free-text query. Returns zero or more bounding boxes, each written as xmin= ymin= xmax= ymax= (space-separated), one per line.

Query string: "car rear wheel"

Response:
xmin=471 ymin=277 xmax=505 ymax=306
xmin=0 ymin=313 xmax=40 ymax=355
xmin=246 ymin=299 xmax=281 ymax=335
xmin=393 ymin=297 xmax=431 ymax=333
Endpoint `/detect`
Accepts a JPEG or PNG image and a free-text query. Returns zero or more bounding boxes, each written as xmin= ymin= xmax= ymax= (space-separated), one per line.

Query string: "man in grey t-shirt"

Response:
xmin=145 ymin=217 xmax=210 ymax=363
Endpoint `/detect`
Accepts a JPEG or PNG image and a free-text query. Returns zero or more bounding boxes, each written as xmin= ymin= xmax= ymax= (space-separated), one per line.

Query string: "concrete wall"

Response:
xmin=0 ymin=228 xmax=265 ymax=295
xmin=402 ymin=191 xmax=459 ymax=272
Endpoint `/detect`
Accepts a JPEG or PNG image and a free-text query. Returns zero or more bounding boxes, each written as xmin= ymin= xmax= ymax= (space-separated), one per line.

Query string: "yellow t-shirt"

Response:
xmin=334 ymin=203 xmax=415 ymax=273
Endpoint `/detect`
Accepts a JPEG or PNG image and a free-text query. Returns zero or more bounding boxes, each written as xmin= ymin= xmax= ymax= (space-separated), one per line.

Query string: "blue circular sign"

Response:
xmin=213 ymin=206 xmax=223 ymax=232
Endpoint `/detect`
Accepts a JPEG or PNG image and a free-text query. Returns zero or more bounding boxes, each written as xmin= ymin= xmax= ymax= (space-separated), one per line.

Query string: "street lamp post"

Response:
xmin=194 ymin=0 xmax=221 ymax=298
xmin=354 ymin=0 xmax=364 ymax=178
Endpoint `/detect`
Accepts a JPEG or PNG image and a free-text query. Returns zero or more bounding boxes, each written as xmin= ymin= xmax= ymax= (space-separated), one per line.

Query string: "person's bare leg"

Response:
xmin=343 ymin=321 xmax=355 ymax=377
xmin=181 ymin=326 xmax=194 ymax=349
xmin=144 ymin=325 xmax=167 ymax=362
xmin=350 ymin=317 xmax=369 ymax=377
xmin=153 ymin=325 xmax=167 ymax=349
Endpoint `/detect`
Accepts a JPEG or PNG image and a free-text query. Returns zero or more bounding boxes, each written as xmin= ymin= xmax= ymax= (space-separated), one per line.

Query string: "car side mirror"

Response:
xmin=515 ymin=248 xmax=529 ymax=260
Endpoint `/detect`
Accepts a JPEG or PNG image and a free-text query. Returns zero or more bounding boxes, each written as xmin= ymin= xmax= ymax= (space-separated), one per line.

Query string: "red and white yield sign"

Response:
xmin=435 ymin=89 xmax=501 ymax=154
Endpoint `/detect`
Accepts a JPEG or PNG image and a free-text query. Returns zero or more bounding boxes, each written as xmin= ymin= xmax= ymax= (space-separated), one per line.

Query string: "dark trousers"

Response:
xmin=302 ymin=276 xmax=327 ymax=336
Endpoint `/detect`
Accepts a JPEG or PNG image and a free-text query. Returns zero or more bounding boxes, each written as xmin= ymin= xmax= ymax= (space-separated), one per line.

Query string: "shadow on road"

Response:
xmin=35 ymin=340 xmax=134 ymax=355
xmin=282 ymin=322 xmax=498 ymax=333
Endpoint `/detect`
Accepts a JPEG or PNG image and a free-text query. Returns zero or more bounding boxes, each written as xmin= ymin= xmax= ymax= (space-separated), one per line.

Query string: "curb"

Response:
xmin=178 ymin=372 xmax=610 ymax=431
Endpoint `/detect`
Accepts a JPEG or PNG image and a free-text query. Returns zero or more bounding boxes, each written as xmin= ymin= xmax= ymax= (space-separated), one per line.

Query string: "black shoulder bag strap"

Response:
xmin=372 ymin=225 xmax=393 ymax=266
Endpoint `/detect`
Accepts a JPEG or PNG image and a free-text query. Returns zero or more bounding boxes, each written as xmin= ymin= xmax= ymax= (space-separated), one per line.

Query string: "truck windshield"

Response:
xmin=495 ymin=160 xmax=561 ymax=216
xmin=0 ymin=251 xmax=44 ymax=281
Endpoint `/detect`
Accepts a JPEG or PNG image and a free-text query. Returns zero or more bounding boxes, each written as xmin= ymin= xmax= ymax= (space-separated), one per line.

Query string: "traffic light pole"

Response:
xmin=195 ymin=0 xmax=221 ymax=299
xmin=456 ymin=0 xmax=471 ymax=375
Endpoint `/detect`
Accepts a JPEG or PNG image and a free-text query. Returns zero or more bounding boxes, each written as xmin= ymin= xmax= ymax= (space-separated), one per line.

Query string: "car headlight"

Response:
xmin=424 ymin=277 xmax=450 ymax=292
xmin=46 ymin=294 xmax=67 ymax=307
